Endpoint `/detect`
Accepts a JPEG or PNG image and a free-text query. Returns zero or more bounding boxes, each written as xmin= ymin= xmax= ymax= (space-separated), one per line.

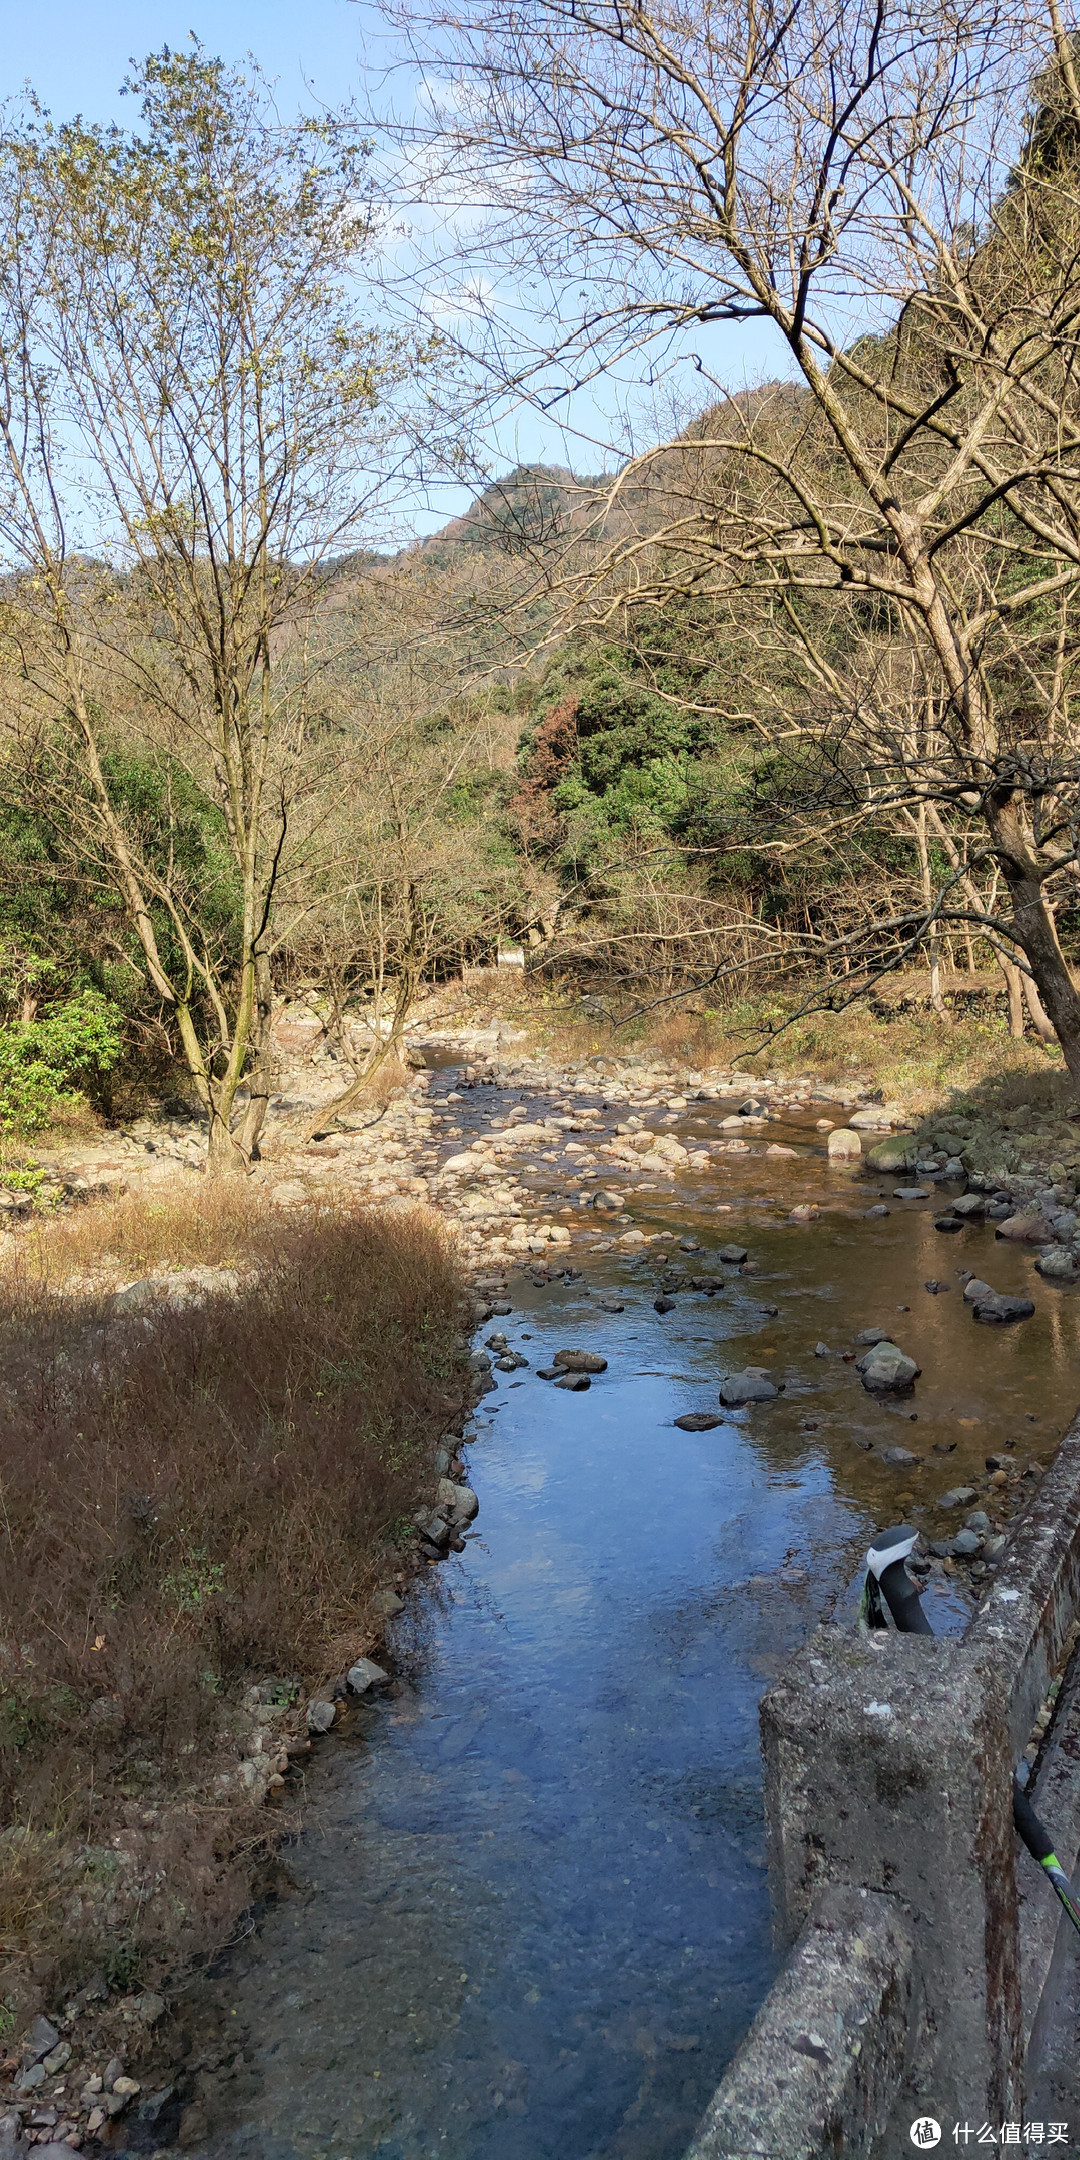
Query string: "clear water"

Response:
xmin=184 ymin=1089 xmax=1080 ymax=2160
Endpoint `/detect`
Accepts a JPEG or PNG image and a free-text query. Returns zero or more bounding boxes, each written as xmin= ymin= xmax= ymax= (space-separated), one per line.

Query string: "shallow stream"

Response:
xmin=187 ymin=1077 xmax=1080 ymax=2160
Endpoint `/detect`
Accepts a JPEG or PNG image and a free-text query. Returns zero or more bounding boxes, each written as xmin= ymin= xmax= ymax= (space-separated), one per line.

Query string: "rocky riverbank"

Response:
xmin=4 ymin=1002 xmax=1080 ymax=2151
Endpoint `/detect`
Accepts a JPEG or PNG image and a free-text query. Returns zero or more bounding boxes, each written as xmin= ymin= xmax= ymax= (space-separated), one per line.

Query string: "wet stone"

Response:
xmin=972 ymin=1291 xmax=1036 ymax=1323
xmin=674 ymin=1412 xmax=724 ymax=1431
xmin=719 ymin=1370 xmax=779 ymax=1405
xmin=552 ymin=1349 xmax=607 ymax=1373
xmin=554 ymin=1372 xmax=591 ymax=1391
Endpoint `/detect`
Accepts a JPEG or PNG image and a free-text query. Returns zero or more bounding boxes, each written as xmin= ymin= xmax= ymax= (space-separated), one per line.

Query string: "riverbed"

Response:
xmin=184 ymin=1076 xmax=1080 ymax=2160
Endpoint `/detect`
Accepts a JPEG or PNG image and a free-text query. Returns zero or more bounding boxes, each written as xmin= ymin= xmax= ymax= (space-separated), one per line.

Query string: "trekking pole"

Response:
xmin=862 ymin=1525 xmax=1080 ymax=1941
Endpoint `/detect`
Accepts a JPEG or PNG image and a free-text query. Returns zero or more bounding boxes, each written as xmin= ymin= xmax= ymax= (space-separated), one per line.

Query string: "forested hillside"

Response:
xmin=5 ymin=25 xmax=1080 ymax=1154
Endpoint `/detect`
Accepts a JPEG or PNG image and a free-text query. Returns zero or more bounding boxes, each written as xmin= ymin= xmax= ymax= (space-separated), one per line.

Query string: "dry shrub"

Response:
xmin=0 ymin=1192 xmax=466 ymax=1996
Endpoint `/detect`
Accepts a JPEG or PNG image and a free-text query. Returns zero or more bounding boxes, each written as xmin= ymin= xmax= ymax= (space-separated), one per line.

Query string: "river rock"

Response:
xmin=719 ymin=1370 xmax=779 ymax=1405
xmin=856 ymin=1341 xmax=920 ymax=1391
xmin=347 ymin=1658 xmax=390 ymax=1694
xmin=962 ymin=1277 xmax=994 ymax=1303
xmin=996 ymin=1213 xmax=1055 ymax=1243
xmin=1036 ymin=1245 xmax=1079 ymax=1280
xmin=788 ymin=1204 xmax=820 ymax=1223
xmin=964 ymin=1511 xmax=991 ymax=1534
xmin=972 ymin=1291 xmax=1036 ymax=1323
xmin=933 ymin=1213 xmax=964 ymax=1233
xmin=593 ymin=1189 xmax=625 ymax=1211
xmin=373 ymin=1587 xmax=405 ymax=1617
xmin=892 ymin=1185 xmax=931 ymax=1200
xmin=880 ymin=1446 xmax=920 ymax=1467
xmin=827 ymin=1128 xmax=862 ymax=1158
xmin=552 ymin=1348 xmax=607 ymax=1372
xmin=654 ymin=1295 xmax=676 ymax=1313
xmin=674 ymin=1412 xmax=724 ymax=1431
xmin=941 ymin=1486 xmax=977 ymax=1507
xmin=866 ymin=1203 xmax=890 ymax=1218
xmin=718 ymin=1244 xmax=748 ymax=1263
xmin=866 ymin=1135 xmax=914 ymax=1172
xmin=766 ymin=1143 xmax=800 ymax=1158
xmin=306 ymin=1698 xmax=337 ymax=1734
xmin=449 ymin=1484 xmax=479 ymax=1520
xmin=554 ymin=1372 xmax=590 ymax=1390
xmin=650 ymin=1135 xmax=690 ymax=1165
xmin=856 ymin=1326 xmax=892 ymax=1345
xmin=952 ymin=1193 xmax=987 ymax=1218
xmin=19 ymin=2018 xmax=59 ymax=2067
xmin=953 ymin=1529 xmax=983 ymax=1557
xmin=0 ymin=2117 xmax=24 ymax=2160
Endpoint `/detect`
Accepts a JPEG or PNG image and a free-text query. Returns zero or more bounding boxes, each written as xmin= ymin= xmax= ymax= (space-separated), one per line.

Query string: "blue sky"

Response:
xmin=3 ymin=0 xmax=784 ymax=539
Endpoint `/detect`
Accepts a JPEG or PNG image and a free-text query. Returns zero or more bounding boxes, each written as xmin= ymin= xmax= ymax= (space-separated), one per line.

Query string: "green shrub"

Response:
xmin=0 ymin=989 xmax=123 ymax=1131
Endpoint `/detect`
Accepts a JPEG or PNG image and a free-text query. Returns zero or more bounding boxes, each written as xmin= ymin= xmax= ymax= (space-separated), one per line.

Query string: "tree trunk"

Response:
xmin=999 ymin=954 xmax=1026 ymax=1039
xmin=1023 ymin=971 xmax=1060 ymax=1047
xmin=236 ymin=950 xmax=275 ymax=1162
xmin=997 ymin=841 xmax=1080 ymax=1094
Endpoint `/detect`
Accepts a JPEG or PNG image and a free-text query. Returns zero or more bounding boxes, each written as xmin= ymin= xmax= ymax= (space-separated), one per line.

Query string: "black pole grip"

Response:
xmin=877 ymin=1557 xmax=934 ymax=1635
xmin=1013 ymin=1773 xmax=1057 ymax=1865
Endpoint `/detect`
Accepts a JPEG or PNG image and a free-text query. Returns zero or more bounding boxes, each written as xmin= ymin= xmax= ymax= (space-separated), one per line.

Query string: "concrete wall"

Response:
xmin=684 ymin=1410 xmax=1080 ymax=2160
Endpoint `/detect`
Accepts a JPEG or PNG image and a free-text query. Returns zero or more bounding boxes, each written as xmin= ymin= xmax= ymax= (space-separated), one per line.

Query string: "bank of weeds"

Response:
xmin=0 ymin=1184 xmax=468 ymax=2030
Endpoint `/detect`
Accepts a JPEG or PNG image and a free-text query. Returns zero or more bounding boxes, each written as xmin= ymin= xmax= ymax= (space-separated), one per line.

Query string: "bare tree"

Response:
xmin=399 ymin=0 xmax=1080 ymax=1084
xmin=0 ymin=48 xmax=434 ymax=1167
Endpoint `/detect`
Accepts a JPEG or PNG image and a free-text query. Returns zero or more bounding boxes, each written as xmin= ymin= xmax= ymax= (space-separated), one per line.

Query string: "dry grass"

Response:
xmin=19 ymin=1175 xmax=280 ymax=1288
xmin=0 ymin=1185 xmax=467 ymax=2003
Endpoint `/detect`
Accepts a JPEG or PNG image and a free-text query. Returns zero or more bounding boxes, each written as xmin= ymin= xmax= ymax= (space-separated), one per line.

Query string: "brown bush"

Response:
xmin=0 ymin=1192 xmax=466 ymax=1998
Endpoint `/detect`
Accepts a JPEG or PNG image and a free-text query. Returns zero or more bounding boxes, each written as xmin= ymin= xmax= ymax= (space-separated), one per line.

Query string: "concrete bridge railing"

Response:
xmin=685 ymin=1411 xmax=1080 ymax=2160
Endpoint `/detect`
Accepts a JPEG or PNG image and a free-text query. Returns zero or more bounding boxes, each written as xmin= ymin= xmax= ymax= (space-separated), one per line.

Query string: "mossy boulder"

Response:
xmin=865 ymin=1134 xmax=915 ymax=1173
